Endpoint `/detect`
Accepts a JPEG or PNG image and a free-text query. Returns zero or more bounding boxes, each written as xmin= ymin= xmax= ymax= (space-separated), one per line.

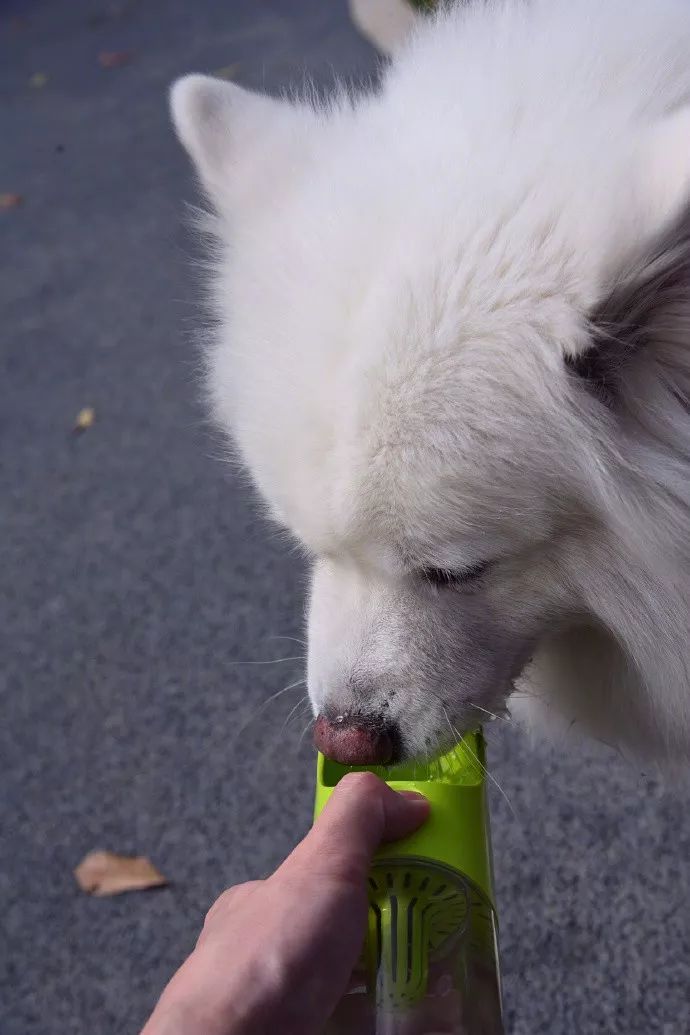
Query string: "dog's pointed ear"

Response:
xmin=169 ymin=75 xmax=316 ymax=214
xmin=568 ymin=107 xmax=690 ymax=408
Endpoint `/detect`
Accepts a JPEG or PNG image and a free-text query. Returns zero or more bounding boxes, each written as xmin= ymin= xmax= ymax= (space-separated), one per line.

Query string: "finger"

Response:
xmin=278 ymin=771 xmax=429 ymax=885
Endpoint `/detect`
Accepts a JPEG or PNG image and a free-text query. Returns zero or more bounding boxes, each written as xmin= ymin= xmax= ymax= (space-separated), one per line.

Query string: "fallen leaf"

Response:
xmin=73 ymin=406 xmax=95 ymax=432
xmin=74 ymin=850 xmax=168 ymax=896
xmin=29 ymin=72 xmax=48 ymax=89
xmin=99 ymin=50 xmax=132 ymax=68
xmin=0 ymin=193 xmax=23 ymax=210
xmin=214 ymin=63 xmax=241 ymax=81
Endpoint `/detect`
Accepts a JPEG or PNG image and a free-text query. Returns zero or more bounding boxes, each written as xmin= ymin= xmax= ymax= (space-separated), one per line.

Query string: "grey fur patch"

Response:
xmin=569 ymin=204 xmax=690 ymax=417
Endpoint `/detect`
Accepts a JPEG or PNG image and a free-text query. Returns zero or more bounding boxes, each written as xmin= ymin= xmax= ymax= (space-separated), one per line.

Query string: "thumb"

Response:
xmin=278 ymin=771 xmax=430 ymax=885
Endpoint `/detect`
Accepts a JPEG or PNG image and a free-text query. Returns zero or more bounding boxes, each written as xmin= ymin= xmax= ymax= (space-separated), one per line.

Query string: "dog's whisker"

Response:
xmin=233 ymin=678 xmax=306 ymax=739
xmin=441 ymin=703 xmax=458 ymax=747
xmin=230 ymin=655 xmax=305 ymax=666
xmin=281 ymin=694 xmax=311 ymax=734
xmin=267 ymin=635 xmax=308 ymax=647
xmin=468 ymin=701 xmax=511 ymax=724
xmin=509 ymin=689 xmax=550 ymax=703
xmin=465 ymin=736 xmax=518 ymax=821
xmin=298 ymin=715 xmax=316 ymax=749
xmin=442 ymin=704 xmax=517 ymax=821
xmin=567 ymin=720 xmax=631 ymax=765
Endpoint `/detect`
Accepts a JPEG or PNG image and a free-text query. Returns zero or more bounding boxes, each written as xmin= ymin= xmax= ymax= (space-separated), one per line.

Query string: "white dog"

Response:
xmin=171 ymin=0 xmax=690 ymax=766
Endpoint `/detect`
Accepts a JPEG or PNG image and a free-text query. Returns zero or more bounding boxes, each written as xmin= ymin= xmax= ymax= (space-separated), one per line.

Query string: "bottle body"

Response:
xmin=325 ymin=857 xmax=503 ymax=1035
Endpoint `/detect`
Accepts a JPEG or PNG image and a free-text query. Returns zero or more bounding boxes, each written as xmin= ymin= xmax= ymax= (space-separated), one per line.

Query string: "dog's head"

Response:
xmin=171 ymin=72 xmax=690 ymax=762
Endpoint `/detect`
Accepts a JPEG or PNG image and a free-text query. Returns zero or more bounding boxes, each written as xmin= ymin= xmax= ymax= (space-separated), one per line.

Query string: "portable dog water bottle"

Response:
xmin=314 ymin=732 xmax=504 ymax=1034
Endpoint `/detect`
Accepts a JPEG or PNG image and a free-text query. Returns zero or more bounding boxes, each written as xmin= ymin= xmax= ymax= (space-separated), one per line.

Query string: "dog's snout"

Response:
xmin=313 ymin=712 xmax=399 ymax=765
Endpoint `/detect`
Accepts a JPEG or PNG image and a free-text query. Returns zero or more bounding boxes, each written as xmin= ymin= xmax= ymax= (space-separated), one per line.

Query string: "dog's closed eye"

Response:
xmin=420 ymin=562 xmax=489 ymax=588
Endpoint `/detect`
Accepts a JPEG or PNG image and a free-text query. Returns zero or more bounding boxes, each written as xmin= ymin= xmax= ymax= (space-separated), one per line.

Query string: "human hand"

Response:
xmin=141 ymin=772 xmax=430 ymax=1035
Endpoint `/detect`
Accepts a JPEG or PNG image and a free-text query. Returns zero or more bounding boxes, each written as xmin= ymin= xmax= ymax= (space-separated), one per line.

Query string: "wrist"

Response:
xmin=143 ymin=946 xmax=284 ymax=1035
xmin=142 ymin=999 xmax=219 ymax=1035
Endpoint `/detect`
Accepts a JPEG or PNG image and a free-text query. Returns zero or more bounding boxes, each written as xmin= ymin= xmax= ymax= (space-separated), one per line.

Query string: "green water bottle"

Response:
xmin=314 ymin=731 xmax=504 ymax=1034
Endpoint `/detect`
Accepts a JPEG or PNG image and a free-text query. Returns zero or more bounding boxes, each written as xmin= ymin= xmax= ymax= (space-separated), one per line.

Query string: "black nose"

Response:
xmin=313 ymin=712 xmax=399 ymax=765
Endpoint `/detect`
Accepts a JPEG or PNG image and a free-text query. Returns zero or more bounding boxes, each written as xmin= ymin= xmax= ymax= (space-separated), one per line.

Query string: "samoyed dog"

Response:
xmin=171 ymin=0 xmax=690 ymax=766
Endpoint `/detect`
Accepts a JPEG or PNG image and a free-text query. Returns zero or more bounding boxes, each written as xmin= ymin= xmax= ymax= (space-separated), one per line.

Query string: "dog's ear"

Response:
xmin=568 ymin=209 xmax=690 ymax=412
xmin=568 ymin=108 xmax=690 ymax=410
xmin=170 ymin=75 xmax=317 ymax=215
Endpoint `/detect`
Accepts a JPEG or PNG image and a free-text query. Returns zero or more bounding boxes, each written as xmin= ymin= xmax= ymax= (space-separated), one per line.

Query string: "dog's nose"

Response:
xmin=313 ymin=713 xmax=398 ymax=765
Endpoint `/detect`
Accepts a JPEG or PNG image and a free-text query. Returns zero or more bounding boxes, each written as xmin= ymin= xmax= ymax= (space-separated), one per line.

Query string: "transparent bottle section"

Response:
xmin=326 ymin=859 xmax=504 ymax=1035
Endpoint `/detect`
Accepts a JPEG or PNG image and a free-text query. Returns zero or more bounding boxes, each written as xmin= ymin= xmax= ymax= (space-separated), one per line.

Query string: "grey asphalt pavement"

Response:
xmin=1 ymin=2 xmax=689 ymax=1033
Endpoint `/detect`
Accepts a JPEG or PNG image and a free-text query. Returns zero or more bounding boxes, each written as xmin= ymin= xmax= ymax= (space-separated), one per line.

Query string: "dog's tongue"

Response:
xmin=313 ymin=714 xmax=394 ymax=765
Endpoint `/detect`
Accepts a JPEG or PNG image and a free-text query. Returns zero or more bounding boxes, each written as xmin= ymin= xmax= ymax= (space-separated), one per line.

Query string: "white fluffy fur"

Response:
xmin=171 ymin=0 xmax=690 ymax=762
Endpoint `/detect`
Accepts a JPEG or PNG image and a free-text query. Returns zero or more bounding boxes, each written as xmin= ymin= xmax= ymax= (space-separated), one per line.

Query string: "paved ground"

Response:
xmin=1 ymin=2 xmax=689 ymax=1033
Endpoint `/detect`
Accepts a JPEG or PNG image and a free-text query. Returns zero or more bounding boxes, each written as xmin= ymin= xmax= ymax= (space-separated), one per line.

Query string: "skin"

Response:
xmin=141 ymin=774 xmax=429 ymax=1035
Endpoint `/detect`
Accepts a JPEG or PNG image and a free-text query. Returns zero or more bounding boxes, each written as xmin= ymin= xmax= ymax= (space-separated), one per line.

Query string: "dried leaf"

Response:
xmin=29 ymin=72 xmax=48 ymax=89
xmin=0 ymin=193 xmax=23 ymax=210
xmin=74 ymin=850 xmax=168 ymax=896
xmin=73 ymin=406 xmax=95 ymax=432
xmin=99 ymin=50 xmax=132 ymax=69
xmin=214 ymin=63 xmax=241 ymax=81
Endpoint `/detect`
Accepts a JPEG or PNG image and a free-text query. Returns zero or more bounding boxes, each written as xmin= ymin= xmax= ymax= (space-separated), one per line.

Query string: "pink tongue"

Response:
xmin=313 ymin=715 xmax=394 ymax=765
